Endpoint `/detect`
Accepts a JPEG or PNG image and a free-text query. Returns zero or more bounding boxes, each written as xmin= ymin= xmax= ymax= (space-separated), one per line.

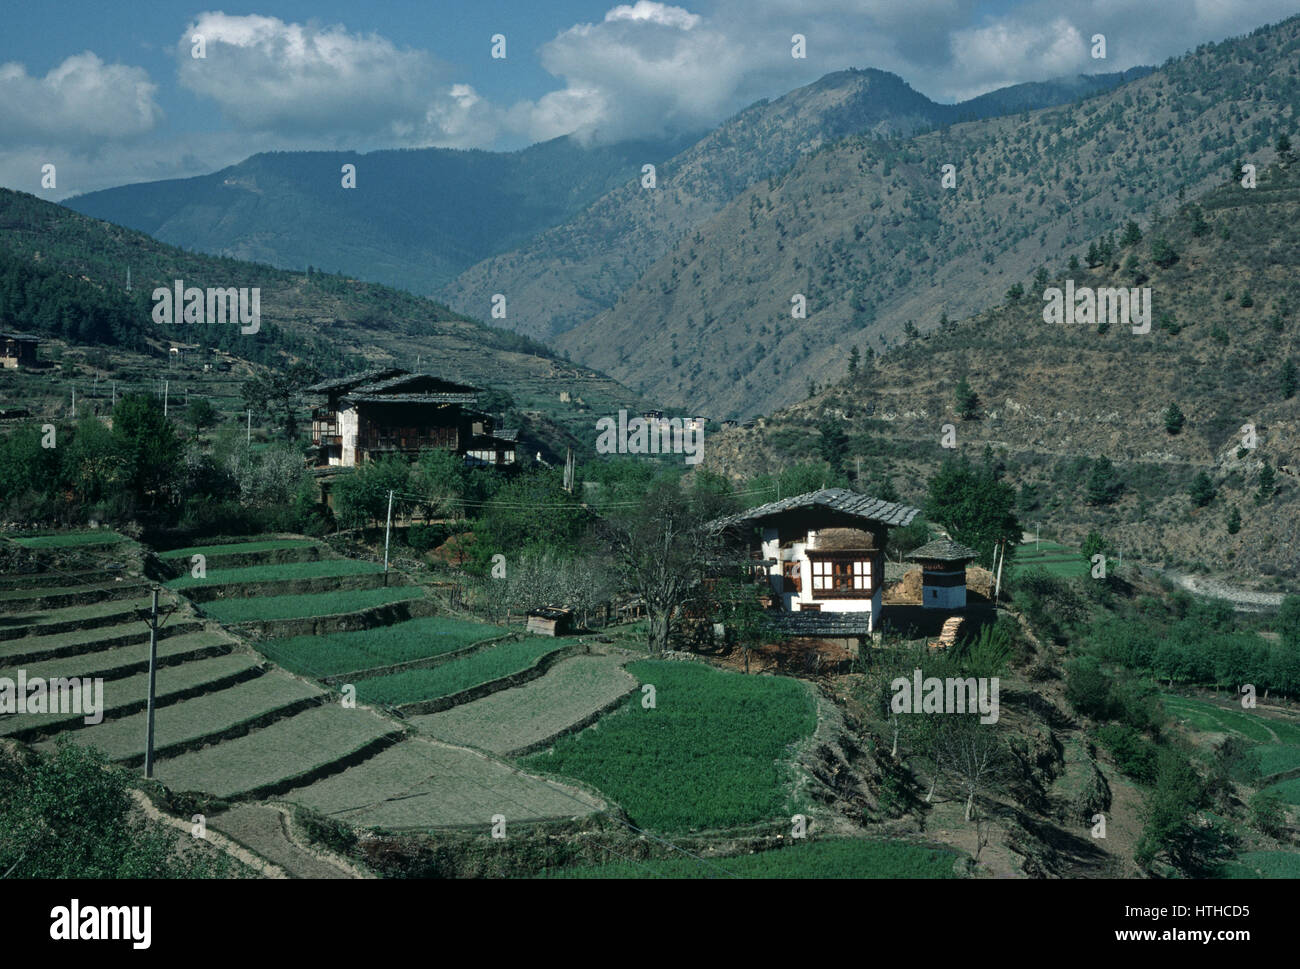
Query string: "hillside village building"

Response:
xmin=710 ymin=488 xmax=920 ymax=650
xmin=1 ymin=333 xmax=39 ymax=369
xmin=307 ymin=368 xmax=517 ymax=470
xmin=908 ymin=539 xmax=979 ymax=610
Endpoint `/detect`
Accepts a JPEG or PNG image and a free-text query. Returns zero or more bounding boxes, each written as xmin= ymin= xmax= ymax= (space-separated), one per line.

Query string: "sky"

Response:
xmin=2 ymin=0 xmax=1298 ymax=199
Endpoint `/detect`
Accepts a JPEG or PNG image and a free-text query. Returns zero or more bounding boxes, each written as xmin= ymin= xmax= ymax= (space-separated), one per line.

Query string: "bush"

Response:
xmin=1097 ymin=724 xmax=1159 ymax=782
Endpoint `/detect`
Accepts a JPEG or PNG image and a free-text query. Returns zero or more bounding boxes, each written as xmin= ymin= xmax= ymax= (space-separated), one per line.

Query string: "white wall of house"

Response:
xmin=338 ymin=405 xmax=359 ymax=467
xmin=761 ymin=525 xmax=879 ymax=627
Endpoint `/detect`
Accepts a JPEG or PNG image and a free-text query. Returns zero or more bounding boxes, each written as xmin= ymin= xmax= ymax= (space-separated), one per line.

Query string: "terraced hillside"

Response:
xmin=1 ymin=532 xmax=609 ymax=852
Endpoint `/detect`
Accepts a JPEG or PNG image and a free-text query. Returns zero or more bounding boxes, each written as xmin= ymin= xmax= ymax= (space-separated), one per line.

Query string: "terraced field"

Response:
xmin=540 ymin=838 xmax=963 ymax=879
xmin=259 ymin=616 xmax=500 ymax=679
xmin=412 ymin=653 xmax=636 ymax=755
xmin=166 ymin=559 xmax=386 ymax=590
xmin=151 ymin=703 xmax=402 ymax=799
xmin=524 ymin=659 xmax=818 ymax=832
xmin=200 ymin=586 xmax=422 ymax=624
xmin=353 ymin=638 xmax=571 ymax=707
xmin=9 ymin=530 xmax=126 ymax=548
xmin=159 ymin=539 xmax=321 ymax=561
xmin=40 ymin=671 xmax=324 ymax=763
xmin=290 ymin=736 xmax=604 ymax=828
xmin=1011 ymin=541 xmax=1090 ymax=579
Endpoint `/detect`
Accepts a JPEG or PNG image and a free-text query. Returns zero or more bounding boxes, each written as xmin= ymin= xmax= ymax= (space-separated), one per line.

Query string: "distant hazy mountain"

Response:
xmin=557 ymin=16 xmax=1300 ymax=418
xmin=62 ymin=133 xmax=696 ymax=298
xmin=442 ymin=67 xmax=1150 ymax=338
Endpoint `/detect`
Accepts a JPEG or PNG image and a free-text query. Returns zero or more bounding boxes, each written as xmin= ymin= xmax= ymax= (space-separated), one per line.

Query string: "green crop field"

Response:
xmin=1256 ymin=745 xmax=1300 ymax=778
xmin=260 ymin=616 xmax=502 ymax=679
xmin=1163 ymin=695 xmax=1285 ymax=744
xmin=9 ymin=530 xmax=126 ymax=548
xmin=1218 ymin=851 xmax=1300 ymax=879
xmin=523 ymin=660 xmax=817 ymax=832
xmin=540 ymin=837 xmax=962 ymax=879
xmin=353 ymin=638 xmax=567 ymax=706
xmin=166 ymin=559 xmax=384 ymax=589
xmin=199 ymin=586 xmax=421 ymax=623
xmin=159 ymin=538 xmax=319 ymax=560
xmin=1011 ymin=541 xmax=1090 ymax=578
xmin=151 ymin=704 xmax=399 ymax=798
xmin=1263 ymin=776 xmax=1300 ymax=805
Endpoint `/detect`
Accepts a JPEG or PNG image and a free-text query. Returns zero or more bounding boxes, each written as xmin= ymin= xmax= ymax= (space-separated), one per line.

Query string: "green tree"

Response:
xmin=1280 ymin=358 xmax=1298 ymax=400
xmin=1135 ymin=750 xmax=1232 ymax=876
xmin=332 ymin=456 xmax=411 ymax=530
xmin=817 ymin=416 xmax=849 ymax=475
xmin=1120 ymin=220 xmax=1142 ymax=247
xmin=1163 ymin=402 xmax=1185 ymax=435
xmin=111 ymin=393 xmax=182 ymax=507
xmin=923 ymin=456 xmax=1020 ymax=569
xmin=1254 ymin=463 xmax=1276 ymax=505
xmin=1226 ymin=506 xmax=1241 ymax=535
xmin=1006 ymin=282 xmax=1024 ymax=301
xmin=187 ymin=396 xmax=219 ymax=433
xmin=0 ymin=741 xmax=235 ymax=877
xmin=1150 ymin=236 xmax=1178 ymax=268
xmin=1081 ymin=530 xmax=1106 ymax=564
xmin=1085 ymin=456 xmax=1120 ymax=505
xmin=847 ymin=345 xmax=860 ymax=376
xmin=954 ymin=377 xmax=979 ymax=420
xmin=1189 ymin=471 xmax=1216 ymax=507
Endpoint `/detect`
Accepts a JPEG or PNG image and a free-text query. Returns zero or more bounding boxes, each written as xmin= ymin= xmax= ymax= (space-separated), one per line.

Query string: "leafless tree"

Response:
xmin=600 ymin=478 xmax=724 ymax=654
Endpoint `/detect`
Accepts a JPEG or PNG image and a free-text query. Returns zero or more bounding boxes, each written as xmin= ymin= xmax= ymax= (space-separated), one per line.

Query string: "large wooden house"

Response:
xmin=711 ymin=488 xmax=920 ymax=648
xmin=1 ymin=333 xmax=39 ymax=369
xmin=306 ymin=368 xmax=517 ymax=469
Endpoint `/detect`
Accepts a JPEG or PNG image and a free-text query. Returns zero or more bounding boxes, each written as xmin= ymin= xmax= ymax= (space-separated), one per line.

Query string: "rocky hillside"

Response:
xmin=559 ymin=15 xmax=1300 ymax=418
xmin=443 ymin=68 xmax=1146 ymax=339
xmin=701 ymin=161 xmax=1300 ymax=583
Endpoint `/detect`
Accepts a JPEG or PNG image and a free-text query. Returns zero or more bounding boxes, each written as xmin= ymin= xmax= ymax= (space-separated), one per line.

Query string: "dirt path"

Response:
xmin=1139 ymin=566 xmax=1287 ymax=612
xmin=206 ymin=804 xmax=370 ymax=879
xmin=129 ymin=790 xmax=289 ymax=878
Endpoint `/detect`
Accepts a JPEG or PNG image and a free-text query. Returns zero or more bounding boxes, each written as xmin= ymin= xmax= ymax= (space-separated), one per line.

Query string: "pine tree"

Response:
xmin=954 ymin=377 xmax=979 ymax=420
xmin=848 ymin=345 xmax=861 ymax=377
xmin=1255 ymin=463 xmax=1276 ymax=505
xmin=1226 ymin=506 xmax=1242 ymax=535
xmin=1120 ymin=220 xmax=1143 ymax=247
xmin=1189 ymin=471 xmax=1216 ymax=507
xmin=1164 ymin=403 xmax=1185 ymax=435
xmin=1281 ymin=358 xmax=1298 ymax=400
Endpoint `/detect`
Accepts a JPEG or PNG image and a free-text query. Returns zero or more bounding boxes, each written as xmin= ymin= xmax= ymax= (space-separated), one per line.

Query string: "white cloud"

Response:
xmin=176 ymin=12 xmax=460 ymax=141
xmin=947 ymin=17 xmax=1089 ymax=100
xmin=0 ymin=52 xmax=161 ymax=148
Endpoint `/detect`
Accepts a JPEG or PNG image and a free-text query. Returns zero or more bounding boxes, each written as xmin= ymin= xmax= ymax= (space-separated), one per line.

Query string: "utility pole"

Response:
xmin=111 ymin=382 xmax=116 ymax=407
xmin=163 ymin=380 xmax=169 ymax=417
xmin=994 ymin=539 xmax=1005 ymax=606
xmin=144 ymin=588 xmax=159 ymax=778
xmin=70 ymin=386 xmax=75 ymax=418
xmin=1035 ymin=522 xmax=1040 ymax=551
xmin=246 ymin=409 xmax=251 ymax=446
xmin=383 ymin=490 xmax=395 ymax=572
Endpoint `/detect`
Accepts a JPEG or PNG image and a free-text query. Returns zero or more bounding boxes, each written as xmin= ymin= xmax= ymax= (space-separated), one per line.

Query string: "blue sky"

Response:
xmin=3 ymin=1 xmax=1298 ymax=198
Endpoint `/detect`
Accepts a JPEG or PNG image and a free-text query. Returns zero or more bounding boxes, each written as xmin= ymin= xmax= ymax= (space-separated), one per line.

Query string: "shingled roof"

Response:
xmin=346 ymin=392 xmax=478 ymax=405
xmin=710 ymin=488 xmax=920 ymax=531
xmin=766 ymin=611 xmax=874 ymax=638
xmin=909 ymin=538 xmax=979 ymax=562
xmin=306 ymin=367 xmax=405 ymax=394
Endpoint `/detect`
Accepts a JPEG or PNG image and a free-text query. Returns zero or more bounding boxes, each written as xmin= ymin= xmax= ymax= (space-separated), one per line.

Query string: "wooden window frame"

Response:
xmin=807 ymin=550 xmax=877 ymax=598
